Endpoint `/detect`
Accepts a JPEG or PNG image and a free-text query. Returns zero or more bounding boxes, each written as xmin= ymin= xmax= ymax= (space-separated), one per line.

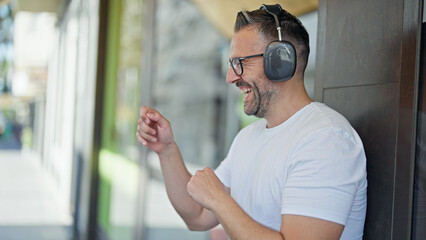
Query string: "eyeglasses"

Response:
xmin=228 ymin=53 xmax=264 ymax=76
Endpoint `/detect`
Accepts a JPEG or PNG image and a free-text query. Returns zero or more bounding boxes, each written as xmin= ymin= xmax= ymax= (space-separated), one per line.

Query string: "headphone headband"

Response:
xmin=258 ymin=4 xmax=296 ymax=82
xmin=260 ymin=4 xmax=283 ymax=41
xmin=259 ymin=4 xmax=282 ymax=16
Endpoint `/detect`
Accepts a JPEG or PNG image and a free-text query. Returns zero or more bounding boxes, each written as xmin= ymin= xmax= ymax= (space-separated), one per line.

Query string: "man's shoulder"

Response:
xmin=305 ymin=102 xmax=353 ymax=131
xmin=288 ymin=102 xmax=360 ymax=145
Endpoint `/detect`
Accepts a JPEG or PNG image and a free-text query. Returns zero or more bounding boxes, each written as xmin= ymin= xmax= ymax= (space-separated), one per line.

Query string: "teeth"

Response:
xmin=241 ymin=89 xmax=252 ymax=95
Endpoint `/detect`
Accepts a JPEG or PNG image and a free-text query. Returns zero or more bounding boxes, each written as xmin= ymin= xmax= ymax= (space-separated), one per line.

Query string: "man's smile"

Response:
xmin=236 ymin=81 xmax=253 ymax=101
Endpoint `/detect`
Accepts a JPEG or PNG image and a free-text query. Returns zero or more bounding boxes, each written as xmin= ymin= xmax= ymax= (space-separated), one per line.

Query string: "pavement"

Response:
xmin=0 ymin=150 xmax=72 ymax=240
xmin=0 ymin=150 xmax=225 ymax=240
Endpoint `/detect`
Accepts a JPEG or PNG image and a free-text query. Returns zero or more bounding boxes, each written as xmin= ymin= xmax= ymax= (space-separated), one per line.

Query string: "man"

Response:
xmin=137 ymin=4 xmax=367 ymax=240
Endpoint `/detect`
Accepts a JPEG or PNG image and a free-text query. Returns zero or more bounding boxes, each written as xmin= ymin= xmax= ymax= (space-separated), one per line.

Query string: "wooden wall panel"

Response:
xmin=316 ymin=0 xmax=422 ymax=239
xmin=323 ymin=83 xmax=399 ymax=239
xmin=322 ymin=0 xmax=403 ymax=88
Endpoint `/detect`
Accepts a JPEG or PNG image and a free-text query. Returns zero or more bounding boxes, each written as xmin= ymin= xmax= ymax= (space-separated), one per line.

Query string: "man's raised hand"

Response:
xmin=136 ymin=106 xmax=174 ymax=155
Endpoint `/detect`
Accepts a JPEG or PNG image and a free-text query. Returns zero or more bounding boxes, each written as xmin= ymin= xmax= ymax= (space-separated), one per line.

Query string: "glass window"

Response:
xmin=96 ymin=0 xmax=144 ymax=239
xmin=144 ymin=0 xmax=232 ymax=238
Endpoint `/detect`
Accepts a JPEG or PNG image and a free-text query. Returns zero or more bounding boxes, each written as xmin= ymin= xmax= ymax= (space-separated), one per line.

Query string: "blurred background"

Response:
xmin=0 ymin=0 xmax=318 ymax=239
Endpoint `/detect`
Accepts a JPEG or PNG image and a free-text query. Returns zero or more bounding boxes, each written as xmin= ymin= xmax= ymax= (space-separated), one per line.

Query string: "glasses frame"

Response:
xmin=228 ymin=53 xmax=264 ymax=76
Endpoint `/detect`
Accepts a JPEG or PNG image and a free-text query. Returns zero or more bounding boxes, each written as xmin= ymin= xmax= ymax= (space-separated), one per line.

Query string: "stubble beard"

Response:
xmin=244 ymin=81 xmax=277 ymax=118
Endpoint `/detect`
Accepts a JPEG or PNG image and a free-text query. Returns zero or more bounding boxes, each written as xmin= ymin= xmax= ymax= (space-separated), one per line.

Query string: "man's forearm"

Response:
xmin=212 ymin=194 xmax=284 ymax=240
xmin=158 ymin=142 xmax=216 ymax=228
xmin=185 ymin=165 xmax=282 ymax=238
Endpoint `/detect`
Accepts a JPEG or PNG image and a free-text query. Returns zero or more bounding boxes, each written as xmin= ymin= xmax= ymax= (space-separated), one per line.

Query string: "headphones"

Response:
xmin=260 ymin=4 xmax=297 ymax=82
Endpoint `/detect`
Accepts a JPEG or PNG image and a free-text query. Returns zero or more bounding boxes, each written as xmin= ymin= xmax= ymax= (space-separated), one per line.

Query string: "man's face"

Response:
xmin=227 ymin=27 xmax=278 ymax=118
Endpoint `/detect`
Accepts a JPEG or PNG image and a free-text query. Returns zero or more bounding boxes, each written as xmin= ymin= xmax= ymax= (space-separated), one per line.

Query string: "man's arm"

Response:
xmin=136 ymin=106 xmax=219 ymax=230
xmin=187 ymin=168 xmax=344 ymax=239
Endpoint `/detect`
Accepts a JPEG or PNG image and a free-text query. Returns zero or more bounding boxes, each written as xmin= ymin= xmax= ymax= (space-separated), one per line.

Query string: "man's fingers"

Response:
xmin=137 ymin=106 xmax=173 ymax=149
xmin=137 ymin=124 xmax=157 ymax=143
xmin=139 ymin=106 xmax=151 ymax=118
xmin=136 ymin=131 xmax=147 ymax=146
xmin=139 ymin=119 xmax=156 ymax=135
xmin=138 ymin=131 xmax=157 ymax=143
xmin=147 ymin=111 xmax=169 ymax=128
xmin=140 ymin=106 xmax=169 ymax=129
xmin=203 ymin=167 xmax=214 ymax=173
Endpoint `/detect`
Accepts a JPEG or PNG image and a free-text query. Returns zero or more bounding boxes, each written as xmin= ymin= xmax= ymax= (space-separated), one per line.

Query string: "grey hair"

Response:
xmin=241 ymin=10 xmax=254 ymax=24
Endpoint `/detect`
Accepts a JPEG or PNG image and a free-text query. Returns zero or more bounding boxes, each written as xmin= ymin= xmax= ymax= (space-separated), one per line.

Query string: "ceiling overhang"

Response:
xmin=190 ymin=0 xmax=318 ymax=39
xmin=15 ymin=0 xmax=61 ymax=13
xmin=0 ymin=0 xmax=10 ymax=8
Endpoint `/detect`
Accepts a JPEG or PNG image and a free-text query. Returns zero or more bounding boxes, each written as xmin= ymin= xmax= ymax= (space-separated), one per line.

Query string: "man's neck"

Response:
xmin=264 ymin=80 xmax=313 ymax=128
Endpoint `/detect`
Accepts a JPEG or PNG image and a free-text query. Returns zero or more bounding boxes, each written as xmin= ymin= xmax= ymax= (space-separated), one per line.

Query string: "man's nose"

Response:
xmin=226 ymin=67 xmax=240 ymax=84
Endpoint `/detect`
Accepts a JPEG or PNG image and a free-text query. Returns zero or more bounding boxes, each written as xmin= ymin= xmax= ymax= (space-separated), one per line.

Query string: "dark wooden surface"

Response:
xmin=412 ymin=21 xmax=426 ymax=240
xmin=315 ymin=0 xmax=422 ymax=239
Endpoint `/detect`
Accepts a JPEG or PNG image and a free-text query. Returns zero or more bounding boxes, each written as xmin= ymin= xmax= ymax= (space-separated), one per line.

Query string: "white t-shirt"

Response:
xmin=215 ymin=102 xmax=367 ymax=240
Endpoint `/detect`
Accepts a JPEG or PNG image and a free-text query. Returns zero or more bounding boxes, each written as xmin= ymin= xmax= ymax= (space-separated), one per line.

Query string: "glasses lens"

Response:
xmin=231 ymin=58 xmax=242 ymax=75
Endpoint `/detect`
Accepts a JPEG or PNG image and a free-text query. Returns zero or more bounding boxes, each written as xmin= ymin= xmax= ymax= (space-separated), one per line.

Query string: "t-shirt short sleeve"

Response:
xmin=281 ymin=127 xmax=366 ymax=225
xmin=215 ymin=157 xmax=232 ymax=188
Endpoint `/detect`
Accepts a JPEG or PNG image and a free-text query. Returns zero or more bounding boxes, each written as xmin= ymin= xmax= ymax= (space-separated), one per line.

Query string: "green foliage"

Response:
xmin=21 ymin=127 xmax=33 ymax=148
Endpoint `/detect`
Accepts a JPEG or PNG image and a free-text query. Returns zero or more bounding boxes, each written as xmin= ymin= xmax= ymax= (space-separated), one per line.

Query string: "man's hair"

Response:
xmin=235 ymin=7 xmax=310 ymax=74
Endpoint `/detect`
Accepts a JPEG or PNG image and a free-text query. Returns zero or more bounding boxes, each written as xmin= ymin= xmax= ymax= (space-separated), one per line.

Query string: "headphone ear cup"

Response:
xmin=263 ymin=41 xmax=297 ymax=82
